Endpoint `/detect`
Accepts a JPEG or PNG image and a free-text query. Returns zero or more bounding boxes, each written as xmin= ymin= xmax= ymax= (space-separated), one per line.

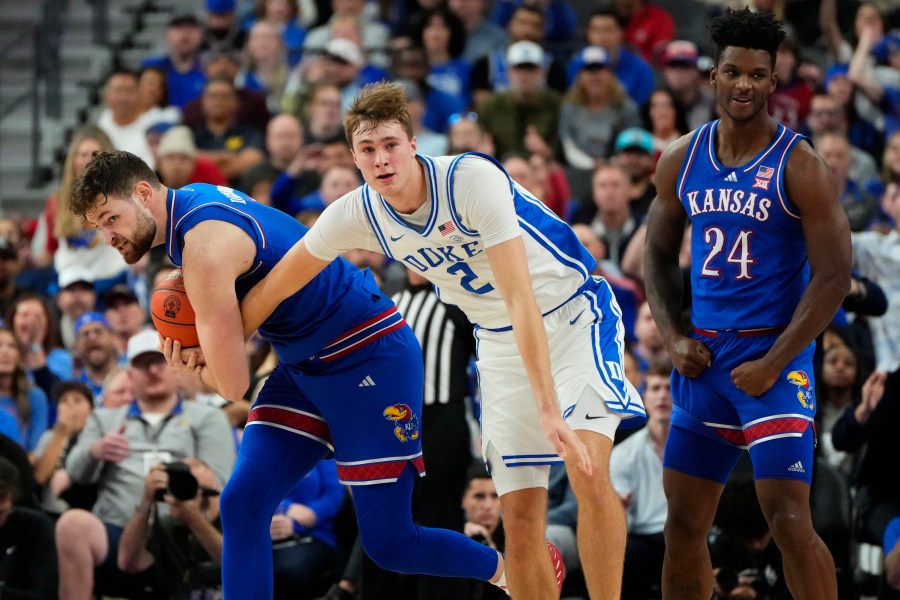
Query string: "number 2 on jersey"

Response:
xmin=447 ymin=262 xmax=495 ymax=294
xmin=701 ymin=227 xmax=756 ymax=280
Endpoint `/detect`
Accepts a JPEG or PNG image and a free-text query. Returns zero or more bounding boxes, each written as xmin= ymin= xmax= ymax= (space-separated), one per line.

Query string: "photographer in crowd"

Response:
xmin=55 ymin=329 xmax=235 ymax=600
xmin=118 ymin=458 xmax=224 ymax=599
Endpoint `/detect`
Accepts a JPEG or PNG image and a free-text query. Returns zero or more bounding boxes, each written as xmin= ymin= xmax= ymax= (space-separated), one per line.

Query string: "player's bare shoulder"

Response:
xmin=654 ymin=131 xmax=696 ymax=197
xmin=783 ymin=137 xmax=837 ymax=212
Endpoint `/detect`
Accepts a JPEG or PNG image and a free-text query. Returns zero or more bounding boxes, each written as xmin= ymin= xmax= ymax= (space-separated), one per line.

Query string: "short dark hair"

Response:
xmin=511 ymin=4 xmax=545 ymax=25
xmin=466 ymin=462 xmax=491 ymax=486
xmin=52 ymin=380 xmax=95 ymax=405
xmin=708 ymin=7 xmax=786 ymax=68
xmin=645 ymin=360 xmax=673 ymax=379
xmin=587 ymin=8 xmax=626 ymax=31
xmin=0 ymin=456 xmax=20 ymax=502
xmin=70 ymin=151 xmax=160 ymax=218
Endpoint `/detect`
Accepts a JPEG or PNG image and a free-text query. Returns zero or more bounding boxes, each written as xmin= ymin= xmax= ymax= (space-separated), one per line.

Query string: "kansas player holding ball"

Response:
xmin=643 ymin=9 xmax=850 ymax=600
xmin=69 ymin=151 xmax=513 ymax=599
xmin=241 ymin=82 xmax=646 ymax=600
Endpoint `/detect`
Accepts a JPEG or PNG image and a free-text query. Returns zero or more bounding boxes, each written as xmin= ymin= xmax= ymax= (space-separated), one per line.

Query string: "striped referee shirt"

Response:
xmin=392 ymin=284 xmax=475 ymax=409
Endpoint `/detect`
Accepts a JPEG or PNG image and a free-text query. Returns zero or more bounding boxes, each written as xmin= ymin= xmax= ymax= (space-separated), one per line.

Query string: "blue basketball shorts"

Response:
xmin=663 ymin=328 xmax=817 ymax=484
xmin=245 ymin=325 xmax=427 ymax=486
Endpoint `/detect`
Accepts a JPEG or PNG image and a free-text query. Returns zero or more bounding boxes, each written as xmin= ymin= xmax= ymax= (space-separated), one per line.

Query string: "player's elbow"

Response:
xmin=218 ymin=374 xmax=250 ymax=403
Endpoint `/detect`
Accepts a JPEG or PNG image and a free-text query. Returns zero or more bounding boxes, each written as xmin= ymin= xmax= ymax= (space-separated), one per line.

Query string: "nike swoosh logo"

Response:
xmin=390 ymin=234 xmax=404 ymax=241
xmin=569 ymin=309 xmax=586 ymax=325
xmin=585 ymin=414 xmax=604 ymax=420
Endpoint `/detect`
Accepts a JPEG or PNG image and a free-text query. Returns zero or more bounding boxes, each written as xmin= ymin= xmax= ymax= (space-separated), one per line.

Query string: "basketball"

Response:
xmin=150 ymin=269 xmax=199 ymax=348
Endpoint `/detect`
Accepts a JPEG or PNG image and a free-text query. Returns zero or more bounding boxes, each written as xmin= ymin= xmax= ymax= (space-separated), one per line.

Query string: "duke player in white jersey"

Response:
xmin=241 ymin=82 xmax=646 ymax=600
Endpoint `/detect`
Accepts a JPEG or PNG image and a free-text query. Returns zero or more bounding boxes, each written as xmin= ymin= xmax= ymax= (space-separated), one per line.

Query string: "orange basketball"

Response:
xmin=150 ymin=269 xmax=199 ymax=348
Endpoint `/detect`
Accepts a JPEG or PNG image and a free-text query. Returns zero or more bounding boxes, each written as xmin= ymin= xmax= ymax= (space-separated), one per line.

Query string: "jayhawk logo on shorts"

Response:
xmin=787 ymin=370 xmax=814 ymax=411
xmin=383 ymin=403 xmax=420 ymax=442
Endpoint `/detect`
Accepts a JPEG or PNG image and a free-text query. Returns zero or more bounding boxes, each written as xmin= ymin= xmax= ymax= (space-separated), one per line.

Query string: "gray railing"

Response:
xmin=0 ymin=0 xmax=114 ymax=193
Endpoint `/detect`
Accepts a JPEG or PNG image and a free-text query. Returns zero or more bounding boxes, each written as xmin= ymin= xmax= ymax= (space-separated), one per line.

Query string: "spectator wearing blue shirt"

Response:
xmin=0 ymin=327 xmax=48 ymax=452
xmin=885 ymin=516 xmax=900 ymax=593
xmin=392 ymin=46 xmax=466 ymax=134
xmin=0 ymin=411 xmax=19 ymax=445
xmin=271 ymin=459 xmax=346 ymax=598
xmin=490 ymin=0 xmax=577 ymax=49
xmin=567 ymin=9 xmax=655 ymax=109
xmin=412 ymin=6 xmax=473 ymax=108
xmin=141 ymin=14 xmax=208 ymax=109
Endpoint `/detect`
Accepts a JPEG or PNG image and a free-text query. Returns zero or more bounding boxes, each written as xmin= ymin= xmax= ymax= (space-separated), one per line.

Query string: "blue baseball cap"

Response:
xmin=74 ymin=312 xmax=111 ymax=336
xmin=206 ymin=0 xmax=236 ymax=13
xmin=824 ymin=64 xmax=849 ymax=88
xmin=873 ymin=33 xmax=900 ymax=64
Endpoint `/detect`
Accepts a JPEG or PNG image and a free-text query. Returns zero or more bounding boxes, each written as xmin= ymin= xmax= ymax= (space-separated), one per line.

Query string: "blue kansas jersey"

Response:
xmin=165 ymin=184 xmax=397 ymax=368
xmin=677 ymin=121 xmax=810 ymax=330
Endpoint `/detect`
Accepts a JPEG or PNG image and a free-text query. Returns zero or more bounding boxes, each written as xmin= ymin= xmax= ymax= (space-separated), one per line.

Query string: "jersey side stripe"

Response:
xmin=584 ymin=289 xmax=628 ymax=407
xmin=775 ymin=133 xmax=803 ymax=220
xmin=445 ymin=152 xmax=497 ymax=236
xmin=422 ymin=155 xmax=441 ymax=235
xmin=706 ymin=122 xmax=721 ymax=172
xmin=515 ymin=193 xmax=591 ymax=279
xmin=677 ymin=125 xmax=706 ymax=199
xmin=361 ymin=185 xmax=394 ymax=258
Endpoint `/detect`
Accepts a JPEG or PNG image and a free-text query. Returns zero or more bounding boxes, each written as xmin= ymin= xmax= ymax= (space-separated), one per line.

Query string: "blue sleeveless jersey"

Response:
xmin=165 ymin=184 xmax=396 ymax=368
xmin=677 ymin=121 xmax=810 ymax=330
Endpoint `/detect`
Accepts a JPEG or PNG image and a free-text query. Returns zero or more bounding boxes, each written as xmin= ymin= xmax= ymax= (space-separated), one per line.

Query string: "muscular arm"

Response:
xmin=239 ymin=240 xmax=331 ymax=336
xmin=486 ymin=237 xmax=557 ymax=414
xmin=760 ymin=142 xmax=851 ymax=373
xmin=182 ymin=221 xmax=257 ymax=401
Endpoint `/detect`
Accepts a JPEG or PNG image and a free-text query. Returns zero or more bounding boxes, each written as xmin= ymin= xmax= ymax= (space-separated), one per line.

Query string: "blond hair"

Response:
xmin=343 ymin=81 xmax=414 ymax=148
xmin=55 ymin=125 xmax=115 ymax=240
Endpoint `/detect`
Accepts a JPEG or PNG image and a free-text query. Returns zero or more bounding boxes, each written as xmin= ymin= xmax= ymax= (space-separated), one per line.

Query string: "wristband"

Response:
xmin=135 ymin=501 xmax=152 ymax=514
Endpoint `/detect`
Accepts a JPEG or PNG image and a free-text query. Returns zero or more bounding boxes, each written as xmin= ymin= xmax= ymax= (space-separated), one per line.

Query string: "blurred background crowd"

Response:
xmin=0 ymin=0 xmax=898 ymax=598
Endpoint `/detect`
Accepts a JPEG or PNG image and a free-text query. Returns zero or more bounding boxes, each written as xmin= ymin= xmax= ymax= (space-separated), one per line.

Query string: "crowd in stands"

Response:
xmin=0 ymin=0 xmax=898 ymax=598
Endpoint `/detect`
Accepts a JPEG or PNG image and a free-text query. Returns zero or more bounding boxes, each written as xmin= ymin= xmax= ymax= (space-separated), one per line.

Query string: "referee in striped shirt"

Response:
xmin=392 ymin=268 xmax=477 ymax=600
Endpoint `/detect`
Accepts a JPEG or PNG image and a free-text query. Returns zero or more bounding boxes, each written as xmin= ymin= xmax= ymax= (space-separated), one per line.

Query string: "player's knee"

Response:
xmin=219 ymin=480 xmax=270 ymax=529
xmin=359 ymin=529 xmax=415 ymax=572
xmin=765 ymin=504 xmax=813 ymax=550
xmin=502 ymin=510 xmax=547 ymax=543
xmin=663 ymin=509 xmax=707 ymax=543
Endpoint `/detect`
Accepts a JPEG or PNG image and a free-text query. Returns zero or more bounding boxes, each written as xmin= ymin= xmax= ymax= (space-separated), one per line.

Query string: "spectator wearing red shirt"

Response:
xmin=156 ymin=126 xmax=227 ymax=189
xmin=614 ymin=0 xmax=674 ymax=64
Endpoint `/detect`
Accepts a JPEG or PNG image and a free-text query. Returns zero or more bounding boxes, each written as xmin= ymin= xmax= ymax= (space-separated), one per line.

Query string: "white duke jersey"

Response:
xmin=304 ymin=153 xmax=597 ymax=330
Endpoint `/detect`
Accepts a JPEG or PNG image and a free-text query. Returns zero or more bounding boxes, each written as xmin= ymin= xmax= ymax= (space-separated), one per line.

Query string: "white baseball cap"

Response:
xmin=506 ymin=41 xmax=544 ymax=68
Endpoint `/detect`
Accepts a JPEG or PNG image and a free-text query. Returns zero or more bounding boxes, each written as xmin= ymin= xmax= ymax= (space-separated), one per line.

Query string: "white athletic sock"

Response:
xmin=492 ymin=567 xmax=510 ymax=595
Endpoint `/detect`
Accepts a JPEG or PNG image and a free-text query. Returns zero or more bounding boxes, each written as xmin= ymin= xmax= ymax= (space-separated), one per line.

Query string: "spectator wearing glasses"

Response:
xmin=56 ymin=329 xmax=235 ymax=600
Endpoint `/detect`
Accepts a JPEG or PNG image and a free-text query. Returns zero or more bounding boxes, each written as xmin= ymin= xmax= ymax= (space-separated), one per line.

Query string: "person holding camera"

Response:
xmin=55 ymin=329 xmax=235 ymax=600
xmin=118 ymin=458 xmax=224 ymax=599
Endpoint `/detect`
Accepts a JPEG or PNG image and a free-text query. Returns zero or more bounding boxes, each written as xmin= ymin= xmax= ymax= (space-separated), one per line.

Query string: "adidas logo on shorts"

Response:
xmin=787 ymin=461 xmax=805 ymax=473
